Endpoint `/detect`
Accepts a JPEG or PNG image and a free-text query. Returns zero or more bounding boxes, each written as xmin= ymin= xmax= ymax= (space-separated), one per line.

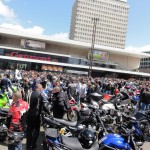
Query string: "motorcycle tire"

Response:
xmin=0 ymin=131 xmax=7 ymax=141
xmin=144 ymin=124 xmax=150 ymax=138
xmin=67 ymin=110 xmax=78 ymax=122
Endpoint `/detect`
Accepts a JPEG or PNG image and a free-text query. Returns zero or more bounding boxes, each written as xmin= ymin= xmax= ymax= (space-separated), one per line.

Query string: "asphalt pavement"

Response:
xmin=0 ymin=127 xmax=45 ymax=150
xmin=0 ymin=127 xmax=150 ymax=150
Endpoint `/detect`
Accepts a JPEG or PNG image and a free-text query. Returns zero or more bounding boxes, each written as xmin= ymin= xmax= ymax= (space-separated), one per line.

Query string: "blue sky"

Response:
xmin=0 ymin=0 xmax=150 ymax=51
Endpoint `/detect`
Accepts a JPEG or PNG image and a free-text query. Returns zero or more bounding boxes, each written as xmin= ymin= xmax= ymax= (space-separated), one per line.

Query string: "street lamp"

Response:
xmin=88 ymin=18 xmax=99 ymax=77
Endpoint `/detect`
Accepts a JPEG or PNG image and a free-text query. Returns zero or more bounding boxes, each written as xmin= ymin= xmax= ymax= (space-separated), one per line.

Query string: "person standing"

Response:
xmin=52 ymin=86 xmax=71 ymax=119
xmin=78 ymin=80 xmax=87 ymax=103
xmin=22 ymin=77 xmax=30 ymax=101
xmin=139 ymin=84 xmax=150 ymax=110
xmin=30 ymin=72 xmax=41 ymax=91
xmin=0 ymin=74 xmax=12 ymax=93
xmin=26 ymin=84 xmax=50 ymax=150
xmin=5 ymin=91 xmax=29 ymax=150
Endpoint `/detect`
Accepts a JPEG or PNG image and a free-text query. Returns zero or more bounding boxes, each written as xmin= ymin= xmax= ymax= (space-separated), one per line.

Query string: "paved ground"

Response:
xmin=0 ymin=127 xmax=150 ymax=150
xmin=0 ymin=128 xmax=45 ymax=150
xmin=0 ymin=104 xmax=149 ymax=149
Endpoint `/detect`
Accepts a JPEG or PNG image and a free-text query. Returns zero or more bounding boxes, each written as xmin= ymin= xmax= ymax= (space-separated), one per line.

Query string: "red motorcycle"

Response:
xmin=66 ymin=98 xmax=78 ymax=122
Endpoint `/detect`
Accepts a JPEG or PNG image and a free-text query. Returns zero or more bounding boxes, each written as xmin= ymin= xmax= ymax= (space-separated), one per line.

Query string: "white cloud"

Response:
xmin=125 ymin=45 xmax=150 ymax=52
xmin=0 ymin=23 xmax=44 ymax=34
xmin=49 ymin=33 xmax=69 ymax=39
xmin=0 ymin=0 xmax=15 ymax=18
xmin=3 ymin=0 xmax=11 ymax=2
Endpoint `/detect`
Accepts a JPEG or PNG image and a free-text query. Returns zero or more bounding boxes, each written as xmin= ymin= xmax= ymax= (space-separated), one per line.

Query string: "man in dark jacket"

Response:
xmin=139 ymin=85 xmax=150 ymax=110
xmin=52 ymin=86 xmax=71 ymax=119
xmin=26 ymin=84 xmax=50 ymax=149
xmin=0 ymin=74 xmax=12 ymax=93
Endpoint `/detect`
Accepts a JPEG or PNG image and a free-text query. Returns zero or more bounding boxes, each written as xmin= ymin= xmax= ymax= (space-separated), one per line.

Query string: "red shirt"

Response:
xmin=7 ymin=99 xmax=29 ymax=131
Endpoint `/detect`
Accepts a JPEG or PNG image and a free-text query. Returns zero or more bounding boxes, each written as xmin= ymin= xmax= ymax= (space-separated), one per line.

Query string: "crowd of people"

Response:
xmin=0 ymin=69 xmax=150 ymax=150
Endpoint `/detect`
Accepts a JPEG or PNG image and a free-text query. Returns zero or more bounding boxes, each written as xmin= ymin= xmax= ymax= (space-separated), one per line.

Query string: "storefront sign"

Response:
xmin=88 ymin=50 xmax=109 ymax=62
xmin=10 ymin=52 xmax=51 ymax=61
xmin=21 ymin=39 xmax=46 ymax=50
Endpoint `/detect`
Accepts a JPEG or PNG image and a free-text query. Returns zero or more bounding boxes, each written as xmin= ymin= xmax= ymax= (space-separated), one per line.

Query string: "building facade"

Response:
xmin=0 ymin=27 xmax=150 ymax=78
xmin=69 ymin=0 xmax=129 ymax=49
xmin=140 ymin=51 xmax=150 ymax=73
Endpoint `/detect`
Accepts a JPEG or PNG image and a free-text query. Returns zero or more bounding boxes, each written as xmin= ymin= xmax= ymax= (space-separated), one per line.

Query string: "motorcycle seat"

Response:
xmin=53 ymin=118 xmax=77 ymax=127
xmin=91 ymin=93 xmax=103 ymax=102
xmin=45 ymin=128 xmax=59 ymax=138
xmin=0 ymin=110 xmax=7 ymax=117
xmin=121 ymin=99 xmax=131 ymax=105
xmin=44 ymin=117 xmax=61 ymax=127
xmin=0 ymin=108 xmax=9 ymax=113
xmin=61 ymin=135 xmax=83 ymax=150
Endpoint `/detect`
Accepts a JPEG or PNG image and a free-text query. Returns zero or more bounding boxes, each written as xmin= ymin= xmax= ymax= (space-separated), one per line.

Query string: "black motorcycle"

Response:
xmin=135 ymin=110 xmax=150 ymax=139
xmin=0 ymin=108 xmax=9 ymax=141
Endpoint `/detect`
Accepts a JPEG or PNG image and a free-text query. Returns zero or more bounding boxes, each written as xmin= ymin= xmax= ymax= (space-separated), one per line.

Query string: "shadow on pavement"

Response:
xmin=22 ymin=130 xmax=45 ymax=150
xmin=0 ymin=141 xmax=8 ymax=147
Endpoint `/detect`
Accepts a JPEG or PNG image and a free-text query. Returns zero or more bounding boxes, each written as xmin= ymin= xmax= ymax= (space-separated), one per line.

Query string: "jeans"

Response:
xmin=8 ymin=142 xmax=22 ymax=150
xmin=140 ymin=102 xmax=150 ymax=110
xmin=105 ymin=90 xmax=111 ymax=94
xmin=76 ymin=92 xmax=80 ymax=106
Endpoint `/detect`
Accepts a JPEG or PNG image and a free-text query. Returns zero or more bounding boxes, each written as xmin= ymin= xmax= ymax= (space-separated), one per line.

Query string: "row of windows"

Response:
xmin=78 ymin=5 xmax=128 ymax=15
xmin=77 ymin=8 xmax=128 ymax=19
xmin=76 ymin=10 xmax=128 ymax=21
xmin=75 ymin=21 xmax=127 ymax=32
xmin=75 ymin=31 xmax=126 ymax=39
xmin=76 ymin=24 xmax=126 ymax=32
xmin=78 ymin=0 xmax=128 ymax=11
xmin=76 ymin=14 xmax=128 ymax=26
xmin=76 ymin=18 xmax=127 ymax=28
xmin=76 ymin=12 xmax=127 ymax=24
xmin=74 ymin=35 xmax=125 ymax=43
xmin=75 ymin=23 xmax=126 ymax=35
xmin=75 ymin=37 xmax=125 ymax=48
xmin=74 ymin=28 xmax=126 ymax=38
xmin=140 ymin=62 xmax=150 ymax=65
xmin=141 ymin=58 xmax=150 ymax=61
xmin=140 ymin=66 xmax=150 ymax=69
xmin=76 ymin=13 xmax=127 ymax=21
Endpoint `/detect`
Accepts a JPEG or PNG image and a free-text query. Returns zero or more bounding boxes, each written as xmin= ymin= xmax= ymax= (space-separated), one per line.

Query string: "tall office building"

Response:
xmin=69 ymin=0 xmax=129 ymax=49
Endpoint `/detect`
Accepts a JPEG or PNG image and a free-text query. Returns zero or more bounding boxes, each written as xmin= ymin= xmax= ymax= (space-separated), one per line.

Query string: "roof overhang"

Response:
xmin=0 ymin=27 xmax=150 ymax=59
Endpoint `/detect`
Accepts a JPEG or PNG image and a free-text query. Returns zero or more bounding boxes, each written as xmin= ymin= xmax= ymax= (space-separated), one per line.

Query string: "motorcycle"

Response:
xmin=42 ymin=114 xmax=87 ymax=140
xmin=0 ymin=108 xmax=8 ymax=141
xmin=66 ymin=98 xmax=78 ymax=122
xmin=0 ymin=91 xmax=10 ymax=108
xmin=135 ymin=110 xmax=150 ymax=139
xmin=42 ymin=124 xmax=98 ymax=150
xmin=98 ymin=112 xmax=144 ymax=150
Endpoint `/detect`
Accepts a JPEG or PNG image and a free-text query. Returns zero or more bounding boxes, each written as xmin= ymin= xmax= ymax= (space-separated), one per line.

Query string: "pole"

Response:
xmin=88 ymin=18 xmax=99 ymax=77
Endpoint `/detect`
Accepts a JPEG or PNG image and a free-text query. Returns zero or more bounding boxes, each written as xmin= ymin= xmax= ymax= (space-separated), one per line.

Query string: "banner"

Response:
xmin=21 ymin=39 xmax=46 ymax=50
xmin=91 ymin=50 xmax=109 ymax=62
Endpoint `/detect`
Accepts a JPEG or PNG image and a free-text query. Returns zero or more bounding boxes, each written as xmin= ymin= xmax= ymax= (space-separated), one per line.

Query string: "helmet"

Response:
xmin=78 ymin=129 xmax=96 ymax=148
xmin=125 ymin=84 xmax=131 ymax=89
